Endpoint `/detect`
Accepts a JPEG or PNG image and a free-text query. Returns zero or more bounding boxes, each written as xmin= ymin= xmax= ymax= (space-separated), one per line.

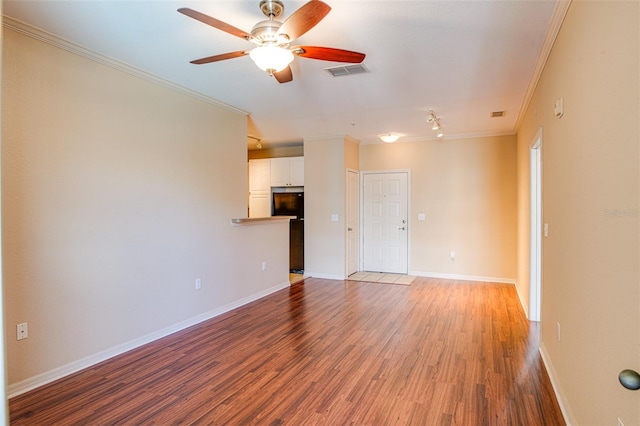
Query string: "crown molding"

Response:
xmin=514 ymin=0 xmax=572 ymax=130
xmin=2 ymin=15 xmax=249 ymax=117
xmin=359 ymin=130 xmax=517 ymax=145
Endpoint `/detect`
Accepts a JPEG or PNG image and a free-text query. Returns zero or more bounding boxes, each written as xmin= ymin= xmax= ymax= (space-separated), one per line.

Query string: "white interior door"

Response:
xmin=362 ymin=172 xmax=408 ymax=274
xmin=347 ymin=170 xmax=359 ymax=276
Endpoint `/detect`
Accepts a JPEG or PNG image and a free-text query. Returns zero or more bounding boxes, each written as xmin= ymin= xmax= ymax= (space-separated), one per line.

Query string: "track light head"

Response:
xmin=427 ymin=110 xmax=444 ymax=138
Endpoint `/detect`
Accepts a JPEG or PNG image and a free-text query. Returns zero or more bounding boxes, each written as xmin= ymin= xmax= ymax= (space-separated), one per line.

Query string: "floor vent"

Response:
xmin=491 ymin=111 xmax=506 ymax=117
xmin=324 ymin=64 xmax=370 ymax=77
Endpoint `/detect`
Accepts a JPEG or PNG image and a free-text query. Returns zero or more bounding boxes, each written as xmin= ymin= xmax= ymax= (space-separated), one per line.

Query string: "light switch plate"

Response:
xmin=331 ymin=214 xmax=339 ymax=222
xmin=418 ymin=213 xmax=426 ymax=221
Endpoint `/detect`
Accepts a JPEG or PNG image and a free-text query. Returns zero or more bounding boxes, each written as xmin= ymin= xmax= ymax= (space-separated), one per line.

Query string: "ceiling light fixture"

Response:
xmin=427 ymin=110 xmax=444 ymax=138
xmin=248 ymin=135 xmax=263 ymax=149
xmin=249 ymin=45 xmax=294 ymax=74
xmin=379 ymin=133 xmax=400 ymax=143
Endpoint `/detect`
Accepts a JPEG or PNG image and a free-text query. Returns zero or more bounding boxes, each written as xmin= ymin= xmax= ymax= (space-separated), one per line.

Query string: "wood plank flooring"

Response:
xmin=9 ymin=277 xmax=565 ymax=425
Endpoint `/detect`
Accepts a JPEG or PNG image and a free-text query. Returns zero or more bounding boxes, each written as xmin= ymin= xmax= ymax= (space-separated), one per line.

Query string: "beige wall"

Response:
xmin=360 ymin=135 xmax=517 ymax=282
xmin=516 ymin=2 xmax=639 ymax=424
xmin=3 ymin=28 xmax=290 ymax=393
xmin=344 ymin=136 xmax=359 ymax=171
xmin=304 ymin=136 xmax=346 ymax=279
xmin=304 ymin=135 xmax=360 ymax=279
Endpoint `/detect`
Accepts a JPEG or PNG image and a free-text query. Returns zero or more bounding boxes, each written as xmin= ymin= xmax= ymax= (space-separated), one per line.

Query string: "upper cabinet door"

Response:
xmin=270 ymin=157 xmax=304 ymax=187
xmin=270 ymin=158 xmax=290 ymax=187
xmin=289 ymin=157 xmax=305 ymax=186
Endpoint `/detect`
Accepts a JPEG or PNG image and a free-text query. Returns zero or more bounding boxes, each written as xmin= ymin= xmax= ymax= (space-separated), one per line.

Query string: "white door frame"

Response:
xmin=529 ymin=128 xmax=543 ymax=322
xmin=360 ymin=170 xmax=411 ymax=274
xmin=346 ymin=169 xmax=360 ymax=277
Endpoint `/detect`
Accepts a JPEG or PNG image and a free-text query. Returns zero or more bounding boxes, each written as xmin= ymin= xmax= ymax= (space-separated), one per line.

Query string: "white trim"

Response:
xmin=303 ymin=272 xmax=345 ymax=281
xmin=7 ymin=280 xmax=290 ymax=398
xmin=410 ymin=270 xmax=517 ymax=285
xmin=0 ymin=2 xmax=7 ymax=419
xmin=529 ymin=128 xmax=543 ymax=321
xmin=539 ymin=343 xmax=574 ymax=425
xmin=515 ymin=0 xmax=572 ymax=130
xmin=359 ymin=130 xmax=517 ymax=145
xmin=2 ymin=16 xmax=248 ymax=117
xmin=346 ymin=169 xmax=360 ymax=277
xmin=511 ymin=279 xmax=528 ymax=317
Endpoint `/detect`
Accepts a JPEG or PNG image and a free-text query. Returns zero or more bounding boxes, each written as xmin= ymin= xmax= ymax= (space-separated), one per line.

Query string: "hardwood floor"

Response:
xmin=10 ymin=277 xmax=565 ymax=425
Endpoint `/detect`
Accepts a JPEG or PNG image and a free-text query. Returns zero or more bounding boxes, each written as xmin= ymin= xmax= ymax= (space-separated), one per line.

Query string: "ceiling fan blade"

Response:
xmin=294 ymin=46 xmax=365 ymax=63
xmin=190 ymin=51 xmax=248 ymax=65
xmin=274 ymin=66 xmax=293 ymax=83
xmin=178 ymin=8 xmax=251 ymax=40
xmin=277 ymin=1 xmax=331 ymax=42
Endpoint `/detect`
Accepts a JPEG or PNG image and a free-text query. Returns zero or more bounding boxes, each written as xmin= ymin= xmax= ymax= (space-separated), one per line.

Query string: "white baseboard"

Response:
xmin=303 ymin=272 xmax=345 ymax=281
xmin=511 ymin=279 xmax=529 ymax=319
xmin=8 ymin=280 xmax=291 ymax=399
xmin=410 ymin=270 xmax=517 ymax=285
xmin=539 ymin=343 xmax=575 ymax=425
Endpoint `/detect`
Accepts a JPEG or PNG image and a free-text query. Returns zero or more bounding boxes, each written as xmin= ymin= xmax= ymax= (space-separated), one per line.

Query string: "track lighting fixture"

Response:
xmin=427 ymin=110 xmax=444 ymax=138
xmin=248 ymin=135 xmax=263 ymax=149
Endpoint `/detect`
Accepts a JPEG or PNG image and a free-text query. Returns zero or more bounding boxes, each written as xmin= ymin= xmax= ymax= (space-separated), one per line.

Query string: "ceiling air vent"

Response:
xmin=324 ymin=64 xmax=370 ymax=77
xmin=491 ymin=111 xmax=506 ymax=118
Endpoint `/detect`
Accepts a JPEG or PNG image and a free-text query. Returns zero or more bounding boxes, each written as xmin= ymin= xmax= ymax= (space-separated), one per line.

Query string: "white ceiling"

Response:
xmin=3 ymin=0 xmax=560 ymax=149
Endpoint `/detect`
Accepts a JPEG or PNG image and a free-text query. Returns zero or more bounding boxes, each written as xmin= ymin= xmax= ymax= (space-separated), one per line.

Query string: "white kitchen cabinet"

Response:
xmin=249 ymin=159 xmax=271 ymax=218
xmin=249 ymin=159 xmax=271 ymax=192
xmin=249 ymin=193 xmax=271 ymax=218
xmin=270 ymin=157 xmax=304 ymax=187
xmin=289 ymin=157 xmax=304 ymax=186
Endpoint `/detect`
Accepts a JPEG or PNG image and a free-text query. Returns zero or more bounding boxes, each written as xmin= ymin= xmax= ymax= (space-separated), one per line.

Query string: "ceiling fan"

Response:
xmin=178 ymin=0 xmax=366 ymax=83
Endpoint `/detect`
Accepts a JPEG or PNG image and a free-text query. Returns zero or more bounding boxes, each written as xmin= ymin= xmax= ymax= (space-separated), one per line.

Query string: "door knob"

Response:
xmin=619 ymin=369 xmax=640 ymax=390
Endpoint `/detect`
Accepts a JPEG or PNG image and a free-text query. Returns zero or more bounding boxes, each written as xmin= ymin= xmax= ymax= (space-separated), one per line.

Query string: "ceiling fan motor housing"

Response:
xmin=251 ymin=20 xmax=289 ymax=45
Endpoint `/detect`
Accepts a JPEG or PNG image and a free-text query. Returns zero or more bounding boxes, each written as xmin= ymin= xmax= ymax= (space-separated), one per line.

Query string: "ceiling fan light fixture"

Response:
xmin=249 ymin=45 xmax=294 ymax=73
xmin=379 ymin=133 xmax=400 ymax=143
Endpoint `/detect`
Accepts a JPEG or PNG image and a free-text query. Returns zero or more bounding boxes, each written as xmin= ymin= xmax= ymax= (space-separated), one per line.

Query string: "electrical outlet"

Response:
xmin=262 ymin=261 xmax=267 ymax=271
xmin=195 ymin=278 xmax=201 ymax=290
xmin=17 ymin=323 xmax=28 ymax=340
xmin=450 ymin=251 xmax=456 ymax=261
